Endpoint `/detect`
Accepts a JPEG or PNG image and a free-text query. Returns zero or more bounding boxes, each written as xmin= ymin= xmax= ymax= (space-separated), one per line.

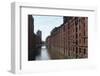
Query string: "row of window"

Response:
xmin=68 ymin=47 xmax=87 ymax=58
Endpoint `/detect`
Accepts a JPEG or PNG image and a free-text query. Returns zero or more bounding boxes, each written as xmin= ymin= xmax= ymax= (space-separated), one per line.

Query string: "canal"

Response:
xmin=36 ymin=45 xmax=51 ymax=60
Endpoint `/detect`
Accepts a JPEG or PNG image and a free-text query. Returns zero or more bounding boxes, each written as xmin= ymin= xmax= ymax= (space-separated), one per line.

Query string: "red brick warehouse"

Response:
xmin=46 ymin=16 xmax=88 ymax=59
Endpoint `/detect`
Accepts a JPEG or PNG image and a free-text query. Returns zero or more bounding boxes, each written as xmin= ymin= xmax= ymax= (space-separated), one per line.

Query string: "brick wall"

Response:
xmin=46 ymin=16 xmax=88 ymax=59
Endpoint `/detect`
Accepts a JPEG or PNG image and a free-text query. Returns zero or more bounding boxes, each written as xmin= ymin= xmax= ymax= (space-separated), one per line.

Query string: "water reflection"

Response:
xmin=28 ymin=46 xmax=41 ymax=60
xmin=36 ymin=45 xmax=50 ymax=60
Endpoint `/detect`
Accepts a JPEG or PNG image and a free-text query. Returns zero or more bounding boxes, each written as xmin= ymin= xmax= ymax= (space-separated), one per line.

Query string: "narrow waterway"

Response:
xmin=36 ymin=45 xmax=50 ymax=60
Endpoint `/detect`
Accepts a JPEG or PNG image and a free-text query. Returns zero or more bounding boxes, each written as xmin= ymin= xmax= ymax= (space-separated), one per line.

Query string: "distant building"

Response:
xmin=36 ymin=30 xmax=42 ymax=48
xmin=36 ymin=30 xmax=42 ymax=40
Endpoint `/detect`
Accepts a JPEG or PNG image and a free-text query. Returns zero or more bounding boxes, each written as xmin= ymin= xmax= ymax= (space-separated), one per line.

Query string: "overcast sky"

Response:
xmin=33 ymin=15 xmax=63 ymax=41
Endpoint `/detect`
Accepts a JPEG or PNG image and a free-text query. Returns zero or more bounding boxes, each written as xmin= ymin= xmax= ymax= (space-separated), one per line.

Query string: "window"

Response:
xmin=75 ymin=17 xmax=78 ymax=25
xmin=76 ymin=40 xmax=78 ymax=45
xmin=76 ymin=47 xmax=78 ymax=52
xmin=79 ymin=48 xmax=81 ymax=53
xmin=79 ymin=33 xmax=81 ymax=37
xmin=79 ymin=19 xmax=81 ymax=30
xmin=76 ymin=47 xmax=78 ymax=58
xmin=84 ymin=30 xmax=85 ymax=36
xmin=63 ymin=26 xmax=65 ymax=32
xmin=84 ymin=49 xmax=86 ymax=54
xmin=76 ymin=27 xmax=78 ymax=32
xmin=79 ymin=24 xmax=81 ymax=30
xmin=84 ymin=38 xmax=85 ymax=44
xmin=76 ymin=33 xmax=78 ymax=39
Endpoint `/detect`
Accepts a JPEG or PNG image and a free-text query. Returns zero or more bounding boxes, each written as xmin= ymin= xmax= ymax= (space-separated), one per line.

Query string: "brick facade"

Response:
xmin=46 ymin=16 xmax=88 ymax=59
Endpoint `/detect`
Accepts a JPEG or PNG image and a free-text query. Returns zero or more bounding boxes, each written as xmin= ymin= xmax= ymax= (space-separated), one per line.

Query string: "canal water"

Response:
xmin=36 ymin=45 xmax=51 ymax=60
